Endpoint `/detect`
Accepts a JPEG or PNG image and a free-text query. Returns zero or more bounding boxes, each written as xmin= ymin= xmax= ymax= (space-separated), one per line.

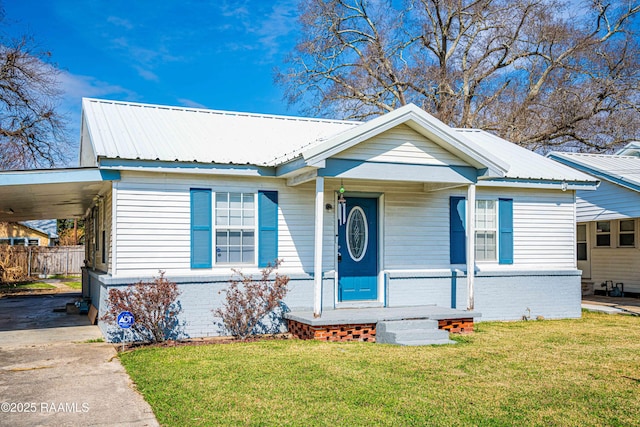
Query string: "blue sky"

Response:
xmin=3 ymin=0 xmax=302 ymax=155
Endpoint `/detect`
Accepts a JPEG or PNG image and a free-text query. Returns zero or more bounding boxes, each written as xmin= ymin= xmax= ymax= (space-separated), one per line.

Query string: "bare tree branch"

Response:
xmin=278 ymin=0 xmax=640 ymax=152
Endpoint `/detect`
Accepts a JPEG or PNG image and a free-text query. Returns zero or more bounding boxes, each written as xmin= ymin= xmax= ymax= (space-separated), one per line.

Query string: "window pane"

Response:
xmin=577 ymin=224 xmax=586 ymax=241
xmin=230 ymin=193 xmax=242 ymax=209
xmin=577 ymin=243 xmax=587 ymax=260
xmin=596 ymin=221 xmax=610 ymax=233
xmin=216 ymin=193 xmax=228 ymax=209
xmin=229 ymin=209 xmax=242 ymax=225
xmin=242 ymin=231 xmax=255 ymax=246
xmin=620 ymin=220 xmax=635 ymax=232
xmin=620 ymin=233 xmax=635 ymax=247
xmin=229 ymin=246 xmax=241 ymax=263
xmin=229 ymin=231 xmax=241 ymax=245
xmin=242 ymin=248 xmax=255 ymax=263
xmin=596 ymin=234 xmax=610 ymax=247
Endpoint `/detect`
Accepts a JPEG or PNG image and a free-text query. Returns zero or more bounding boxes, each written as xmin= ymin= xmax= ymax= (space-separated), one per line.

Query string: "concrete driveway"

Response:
xmin=0 ymin=292 xmax=159 ymax=426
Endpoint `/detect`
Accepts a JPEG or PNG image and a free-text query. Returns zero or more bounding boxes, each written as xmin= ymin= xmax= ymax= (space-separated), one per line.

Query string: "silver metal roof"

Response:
xmin=82 ymin=98 xmax=359 ymax=166
xmin=81 ymin=98 xmax=595 ymax=183
xmin=548 ymin=152 xmax=640 ymax=191
xmin=458 ymin=130 xmax=595 ymax=182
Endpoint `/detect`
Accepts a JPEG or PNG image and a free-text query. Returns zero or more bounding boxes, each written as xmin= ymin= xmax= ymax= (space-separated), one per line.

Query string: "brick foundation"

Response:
xmin=288 ymin=317 xmax=474 ymax=342
xmin=438 ymin=318 xmax=474 ymax=334
xmin=287 ymin=320 xmax=377 ymax=342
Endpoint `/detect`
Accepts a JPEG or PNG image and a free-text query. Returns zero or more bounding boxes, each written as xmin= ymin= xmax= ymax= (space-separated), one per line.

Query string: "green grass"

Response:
xmin=120 ymin=312 xmax=640 ymax=427
xmin=0 ymin=281 xmax=56 ymax=290
xmin=63 ymin=281 xmax=82 ymax=289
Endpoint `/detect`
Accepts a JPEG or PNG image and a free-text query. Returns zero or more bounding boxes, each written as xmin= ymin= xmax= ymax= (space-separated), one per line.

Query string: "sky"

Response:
xmin=2 ymin=0 xmax=303 ymax=161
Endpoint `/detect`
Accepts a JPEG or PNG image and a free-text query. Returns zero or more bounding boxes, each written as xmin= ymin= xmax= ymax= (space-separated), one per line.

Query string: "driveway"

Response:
xmin=0 ymin=291 xmax=159 ymax=426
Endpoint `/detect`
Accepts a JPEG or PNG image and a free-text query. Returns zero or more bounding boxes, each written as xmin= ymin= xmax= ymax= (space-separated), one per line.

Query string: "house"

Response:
xmin=0 ymin=220 xmax=58 ymax=246
xmin=0 ymin=98 xmax=597 ymax=341
xmin=548 ymin=150 xmax=640 ymax=297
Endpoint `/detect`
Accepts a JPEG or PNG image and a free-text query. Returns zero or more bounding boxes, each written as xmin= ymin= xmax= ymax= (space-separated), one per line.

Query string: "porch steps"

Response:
xmin=376 ymin=319 xmax=455 ymax=346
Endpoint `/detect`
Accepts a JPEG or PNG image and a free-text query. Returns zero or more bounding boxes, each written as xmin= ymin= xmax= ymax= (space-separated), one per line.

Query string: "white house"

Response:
xmin=549 ymin=150 xmax=640 ymax=297
xmin=0 ymin=99 xmax=597 ymax=341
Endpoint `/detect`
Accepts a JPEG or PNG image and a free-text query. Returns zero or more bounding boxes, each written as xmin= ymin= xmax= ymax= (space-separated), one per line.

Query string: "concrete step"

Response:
xmin=395 ymin=338 xmax=456 ymax=346
xmin=376 ymin=320 xmax=455 ymax=346
xmin=377 ymin=319 xmax=439 ymax=333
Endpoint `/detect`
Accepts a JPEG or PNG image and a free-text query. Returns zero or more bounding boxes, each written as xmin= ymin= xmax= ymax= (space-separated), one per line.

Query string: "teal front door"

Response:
xmin=338 ymin=197 xmax=378 ymax=301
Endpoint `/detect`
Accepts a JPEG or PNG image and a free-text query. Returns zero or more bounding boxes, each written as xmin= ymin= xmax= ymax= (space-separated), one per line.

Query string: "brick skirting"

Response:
xmin=438 ymin=318 xmax=474 ymax=334
xmin=287 ymin=320 xmax=376 ymax=342
xmin=288 ymin=317 xmax=474 ymax=342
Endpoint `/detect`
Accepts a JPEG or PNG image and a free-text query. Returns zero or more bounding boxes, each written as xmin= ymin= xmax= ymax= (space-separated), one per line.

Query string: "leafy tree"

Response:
xmin=279 ymin=0 xmax=640 ymax=152
xmin=0 ymin=6 xmax=70 ymax=169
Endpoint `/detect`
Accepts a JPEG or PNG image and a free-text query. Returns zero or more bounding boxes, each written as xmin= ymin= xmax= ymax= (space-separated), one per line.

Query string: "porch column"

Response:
xmin=466 ymin=183 xmax=476 ymax=310
xmin=313 ymin=176 xmax=324 ymax=317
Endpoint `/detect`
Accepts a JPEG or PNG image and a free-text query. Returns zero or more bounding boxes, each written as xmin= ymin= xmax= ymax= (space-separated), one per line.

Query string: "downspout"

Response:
xmin=313 ymin=176 xmax=324 ymax=318
xmin=466 ymin=184 xmax=476 ymax=310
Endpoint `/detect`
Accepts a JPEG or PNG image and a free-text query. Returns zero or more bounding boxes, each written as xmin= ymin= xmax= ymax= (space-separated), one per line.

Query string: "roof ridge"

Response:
xmin=82 ymin=97 xmax=361 ymax=126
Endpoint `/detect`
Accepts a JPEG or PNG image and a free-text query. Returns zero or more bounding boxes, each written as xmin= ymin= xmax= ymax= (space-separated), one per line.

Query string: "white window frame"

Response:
xmin=214 ymin=192 xmax=257 ymax=265
xmin=619 ymin=219 xmax=635 ymax=248
xmin=475 ymin=199 xmax=497 ymax=262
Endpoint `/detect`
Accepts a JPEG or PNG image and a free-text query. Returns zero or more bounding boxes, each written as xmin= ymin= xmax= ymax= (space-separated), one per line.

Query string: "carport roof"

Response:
xmin=0 ymin=168 xmax=119 ymax=222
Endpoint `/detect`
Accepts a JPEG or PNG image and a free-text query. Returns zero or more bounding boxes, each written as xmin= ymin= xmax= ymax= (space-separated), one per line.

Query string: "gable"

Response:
xmin=332 ymin=124 xmax=470 ymax=167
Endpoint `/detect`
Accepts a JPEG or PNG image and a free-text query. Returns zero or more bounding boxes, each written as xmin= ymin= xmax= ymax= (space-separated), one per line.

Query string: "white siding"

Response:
xmin=582 ymin=220 xmax=640 ymax=293
xmin=333 ymin=124 xmax=469 ymax=166
xmin=576 ymin=180 xmax=640 ymax=222
xmin=111 ymin=172 xmax=576 ymax=277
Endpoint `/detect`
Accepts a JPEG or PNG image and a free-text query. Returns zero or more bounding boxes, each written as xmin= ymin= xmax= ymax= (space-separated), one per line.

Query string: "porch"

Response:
xmin=285 ymin=305 xmax=481 ymax=345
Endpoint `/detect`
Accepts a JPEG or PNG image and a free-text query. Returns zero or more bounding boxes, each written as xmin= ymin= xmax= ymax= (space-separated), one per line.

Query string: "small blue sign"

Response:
xmin=117 ymin=311 xmax=135 ymax=329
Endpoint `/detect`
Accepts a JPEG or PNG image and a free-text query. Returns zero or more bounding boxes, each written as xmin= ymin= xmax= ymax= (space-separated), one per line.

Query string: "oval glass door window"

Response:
xmin=346 ymin=206 xmax=368 ymax=262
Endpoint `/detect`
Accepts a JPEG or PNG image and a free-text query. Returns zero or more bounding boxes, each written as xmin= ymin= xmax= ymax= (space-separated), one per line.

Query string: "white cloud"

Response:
xmin=177 ymin=98 xmax=209 ymax=109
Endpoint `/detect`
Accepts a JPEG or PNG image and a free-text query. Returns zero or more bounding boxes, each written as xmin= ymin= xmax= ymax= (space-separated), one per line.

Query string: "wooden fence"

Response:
xmin=0 ymin=245 xmax=84 ymax=282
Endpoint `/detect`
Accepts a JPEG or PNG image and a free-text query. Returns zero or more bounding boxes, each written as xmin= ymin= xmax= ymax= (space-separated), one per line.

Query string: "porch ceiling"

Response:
xmin=0 ymin=168 xmax=119 ymax=222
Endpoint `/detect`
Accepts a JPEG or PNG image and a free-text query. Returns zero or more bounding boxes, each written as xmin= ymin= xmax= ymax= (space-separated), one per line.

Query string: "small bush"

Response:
xmin=214 ymin=260 xmax=290 ymax=340
xmin=101 ymin=271 xmax=182 ymax=342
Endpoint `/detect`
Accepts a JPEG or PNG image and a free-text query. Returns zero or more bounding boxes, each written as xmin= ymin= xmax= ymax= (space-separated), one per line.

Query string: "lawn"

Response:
xmin=119 ymin=311 xmax=640 ymax=426
xmin=0 ymin=281 xmax=56 ymax=291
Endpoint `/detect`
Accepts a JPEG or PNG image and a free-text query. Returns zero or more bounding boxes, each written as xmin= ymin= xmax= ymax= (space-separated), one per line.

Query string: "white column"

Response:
xmin=313 ymin=176 xmax=325 ymax=317
xmin=466 ymin=183 xmax=476 ymax=311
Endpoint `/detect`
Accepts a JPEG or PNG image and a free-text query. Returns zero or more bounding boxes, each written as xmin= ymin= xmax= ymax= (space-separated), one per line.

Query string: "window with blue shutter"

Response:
xmin=450 ymin=196 xmax=466 ymax=264
xmin=191 ymin=189 xmax=212 ymax=268
xmin=498 ymin=198 xmax=514 ymax=264
xmin=258 ymin=190 xmax=278 ymax=267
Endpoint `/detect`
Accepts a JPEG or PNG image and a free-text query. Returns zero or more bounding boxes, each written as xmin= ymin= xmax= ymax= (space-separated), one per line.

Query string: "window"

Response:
xmin=27 ymin=239 xmax=39 ymax=247
xmin=619 ymin=220 xmax=635 ymax=247
xmin=449 ymin=197 xmax=513 ymax=265
xmin=475 ymin=200 xmax=497 ymax=261
xmin=215 ymin=192 xmax=255 ymax=264
xmin=596 ymin=221 xmax=610 ymax=247
xmin=577 ymin=224 xmax=587 ymax=261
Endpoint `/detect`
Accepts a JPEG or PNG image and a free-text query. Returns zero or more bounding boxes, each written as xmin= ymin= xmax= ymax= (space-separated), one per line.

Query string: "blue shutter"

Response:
xmin=258 ymin=191 xmax=278 ymax=267
xmin=450 ymin=196 xmax=466 ymax=264
xmin=499 ymin=198 xmax=514 ymax=265
xmin=191 ymin=189 xmax=212 ymax=268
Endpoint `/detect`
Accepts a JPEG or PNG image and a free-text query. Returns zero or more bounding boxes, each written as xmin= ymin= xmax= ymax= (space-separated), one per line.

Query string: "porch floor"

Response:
xmin=284 ymin=305 xmax=481 ymax=326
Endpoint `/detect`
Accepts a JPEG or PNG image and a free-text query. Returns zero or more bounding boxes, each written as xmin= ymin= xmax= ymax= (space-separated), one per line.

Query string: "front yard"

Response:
xmin=120 ymin=311 xmax=640 ymax=426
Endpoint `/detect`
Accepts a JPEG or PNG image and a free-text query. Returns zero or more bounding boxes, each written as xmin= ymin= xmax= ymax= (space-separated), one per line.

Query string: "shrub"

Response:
xmin=101 ymin=271 xmax=182 ymax=342
xmin=214 ymin=260 xmax=290 ymax=340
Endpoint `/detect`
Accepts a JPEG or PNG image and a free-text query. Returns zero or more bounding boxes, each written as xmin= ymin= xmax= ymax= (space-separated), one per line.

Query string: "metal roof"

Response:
xmin=82 ymin=98 xmax=359 ymax=166
xmin=81 ymin=98 xmax=596 ymax=184
xmin=458 ymin=130 xmax=595 ymax=182
xmin=548 ymin=152 xmax=640 ymax=192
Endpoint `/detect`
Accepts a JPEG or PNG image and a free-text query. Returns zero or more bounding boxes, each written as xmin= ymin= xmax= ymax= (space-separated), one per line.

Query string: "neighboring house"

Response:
xmin=0 ymin=99 xmax=596 ymax=340
xmin=548 ymin=151 xmax=640 ymax=296
xmin=0 ymin=220 xmax=58 ymax=246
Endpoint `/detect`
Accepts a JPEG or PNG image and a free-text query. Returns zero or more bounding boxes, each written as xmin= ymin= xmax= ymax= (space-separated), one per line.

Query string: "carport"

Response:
xmin=0 ymin=167 xmax=119 ymax=222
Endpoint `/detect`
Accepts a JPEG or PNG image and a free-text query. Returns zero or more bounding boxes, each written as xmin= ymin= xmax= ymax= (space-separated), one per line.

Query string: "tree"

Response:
xmin=0 ymin=8 xmax=69 ymax=169
xmin=279 ymin=0 xmax=640 ymax=152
